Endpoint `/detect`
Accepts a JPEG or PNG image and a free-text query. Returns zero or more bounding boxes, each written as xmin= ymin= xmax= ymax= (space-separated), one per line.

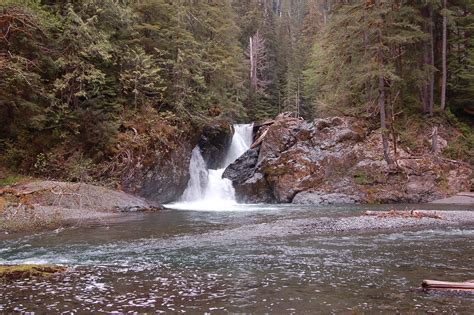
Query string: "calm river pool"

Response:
xmin=1 ymin=204 xmax=473 ymax=313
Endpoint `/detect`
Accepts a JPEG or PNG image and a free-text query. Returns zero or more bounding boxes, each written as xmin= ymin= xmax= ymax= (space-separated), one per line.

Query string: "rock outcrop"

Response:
xmin=222 ymin=148 xmax=258 ymax=183
xmin=3 ymin=181 xmax=156 ymax=212
xmin=0 ymin=181 xmax=159 ymax=233
xmin=122 ymin=124 xmax=198 ymax=204
xmin=292 ymin=191 xmax=360 ymax=205
xmin=122 ymin=120 xmax=233 ymax=204
xmin=223 ymin=114 xmax=473 ymax=204
xmin=198 ymin=121 xmax=234 ymax=169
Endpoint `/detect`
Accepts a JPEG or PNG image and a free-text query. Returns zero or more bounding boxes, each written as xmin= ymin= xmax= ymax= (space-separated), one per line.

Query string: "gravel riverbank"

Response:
xmin=303 ymin=210 xmax=474 ymax=234
xmin=0 ymin=181 xmax=159 ymax=235
xmin=156 ymin=210 xmax=474 ymax=248
xmin=1 ymin=180 xmax=472 ymax=238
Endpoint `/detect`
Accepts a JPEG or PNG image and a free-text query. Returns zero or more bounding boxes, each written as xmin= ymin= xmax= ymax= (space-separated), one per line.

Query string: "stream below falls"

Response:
xmin=1 ymin=203 xmax=473 ymax=313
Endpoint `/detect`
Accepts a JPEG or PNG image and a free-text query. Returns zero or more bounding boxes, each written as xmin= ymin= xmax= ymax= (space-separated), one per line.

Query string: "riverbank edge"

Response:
xmin=1 ymin=179 xmax=472 ymax=237
xmin=301 ymin=210 xmax=474 ymax=236
xmin=0 ymin=180 xmax=161 ymax=236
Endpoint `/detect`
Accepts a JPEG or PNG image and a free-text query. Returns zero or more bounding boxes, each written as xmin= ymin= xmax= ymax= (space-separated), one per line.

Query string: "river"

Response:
xmin=1 ymin=203 xmax=473 ymax=313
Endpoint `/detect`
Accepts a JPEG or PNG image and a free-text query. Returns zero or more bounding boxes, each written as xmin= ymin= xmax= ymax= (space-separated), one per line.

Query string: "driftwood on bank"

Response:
xmin=0 ymin=187 xmax=51 ymax=197
xmin=363 ymin=210 xmax=442 ymax=219
xmin=422 ymin=280 xmax=474 ymax=292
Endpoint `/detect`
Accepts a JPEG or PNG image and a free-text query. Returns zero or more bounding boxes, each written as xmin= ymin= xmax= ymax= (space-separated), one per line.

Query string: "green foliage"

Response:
xmin=119 ymin=47 xmax=165 ymax=108
xmin=448 ymin=0 xmax=474 ymax=116
xmin=0 ymin=175 xmax=25 ymax=187
xmin=353 ymin=172 xmax=374 ymax=186
xmin=443 ymin=109 xmax=474 ymax=164
xmin=304 ymin=1 xmax=426 ymax=116
xmin=0 ymin=0 xmax=472 ymax=181
xmin=0 ymin=0 xmax=249 ymax=179
xmin=132 ymin=0 xmax=246 ymax=119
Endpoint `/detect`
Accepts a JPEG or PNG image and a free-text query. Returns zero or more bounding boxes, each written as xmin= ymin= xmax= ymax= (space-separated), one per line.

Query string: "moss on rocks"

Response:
xmin=0 ymin=265 xmax=66 ymax=282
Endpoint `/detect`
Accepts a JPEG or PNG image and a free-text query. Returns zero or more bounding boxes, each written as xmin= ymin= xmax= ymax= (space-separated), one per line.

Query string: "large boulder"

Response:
xmin=234 ymin=172 xmax=275 ymax=203
xmin=224 ymin=113 xmax=473 ymax=204
xmin=198 ymin=121 xmax=234 ymax=169
xmin=223 ymin=148 xmax=274 ymax=203
xmin=222 ymin=147 xmax=259 ymax=183
xmin=292 ymin=191 xmax=360 ymax=205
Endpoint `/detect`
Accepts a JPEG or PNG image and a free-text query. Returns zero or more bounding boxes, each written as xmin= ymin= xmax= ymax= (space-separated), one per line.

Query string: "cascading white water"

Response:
xmin=171 ymin=124 xmax=253 ymax=210
xmin=223 ymin=124 xmax=254 ymax=166
xmin=180 ymin=147 xmax=209 ymax=201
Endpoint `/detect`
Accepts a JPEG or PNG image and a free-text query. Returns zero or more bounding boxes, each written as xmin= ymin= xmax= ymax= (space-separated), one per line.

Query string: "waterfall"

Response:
xmin=173 ymin=124 xmax=253 ymax=209
xmin=180 ymin=147 xmax=209 ymax=201
xmin=224 ymin=124 xmax=254 ymax=166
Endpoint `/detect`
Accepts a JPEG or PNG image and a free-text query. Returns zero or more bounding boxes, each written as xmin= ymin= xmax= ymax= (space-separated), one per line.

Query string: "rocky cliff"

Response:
xmin=223 ymin=114 xmax=472 ymax=204
xmin=123 ymin=120 xmax=234 ymax=204
xmin=122 ymin=127 xmax=197 ymax=204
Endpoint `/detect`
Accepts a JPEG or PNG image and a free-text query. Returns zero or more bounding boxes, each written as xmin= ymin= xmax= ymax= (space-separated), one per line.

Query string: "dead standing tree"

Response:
xmin=249 ymin=29 xmax=270 ymax=96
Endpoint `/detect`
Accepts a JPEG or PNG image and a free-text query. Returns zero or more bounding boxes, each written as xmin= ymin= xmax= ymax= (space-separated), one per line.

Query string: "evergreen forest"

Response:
xmin=1 ymin=0 xmax=473 ymax=181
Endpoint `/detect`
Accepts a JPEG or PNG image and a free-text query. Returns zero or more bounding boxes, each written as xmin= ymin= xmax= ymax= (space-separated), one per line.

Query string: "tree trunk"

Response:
xmin=379 ymin=73 xmax=393 ymax=166
xmin=431 ymin=126 xmax=439 ymax=154
xmin=420 ymin=6 xmax=433 ymax=115
xmin=296 ymin=77 xmax=300 ymax=117
xmin=378 ymin=29 xmax=393 ymax=166
xmin=249 ymin=36 xmax=257 ymax=94
xmin=440 ymin=0 xmax=447 ymax=111
xmin=429 ymin=7 xmax=434 ymax=116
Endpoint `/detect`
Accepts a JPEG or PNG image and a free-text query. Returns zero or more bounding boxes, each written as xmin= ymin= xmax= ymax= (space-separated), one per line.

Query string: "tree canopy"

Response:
xmin=0 ymin=0 xmax=472 ymax=178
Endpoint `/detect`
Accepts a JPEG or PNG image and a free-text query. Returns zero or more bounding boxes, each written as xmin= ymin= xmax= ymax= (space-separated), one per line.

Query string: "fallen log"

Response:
xmin=250 ymin=128 xmax=269 ymax=149
xmin=363 ymin=210 xmax=442 ymax=219
xmin=253 ymin=119 xmax=275 ymax=130
xmin=422 ymin=280 xmax=474 ymax=292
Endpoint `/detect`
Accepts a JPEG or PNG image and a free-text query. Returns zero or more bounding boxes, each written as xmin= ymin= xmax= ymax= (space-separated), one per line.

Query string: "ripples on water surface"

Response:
xmin=1 ymin=204 xmax=473 ymax=313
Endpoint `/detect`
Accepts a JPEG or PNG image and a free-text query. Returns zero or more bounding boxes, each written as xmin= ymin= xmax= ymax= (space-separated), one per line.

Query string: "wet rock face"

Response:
xmin=223 ymin=148 xmax=275 ymax=203
xmin=123 ymin=120 xmax=233 ymax=204
xmin=234 ymin=172 xmax=275 ymax=203
xmin=123 ymin=130 xmax=198 ymax=204
xmin=198 ymin=121 xmax=234 ymax=169
xmin=222 ymin=148 xmax=258 ymax=183
xmin=225 ymin=113 xmax=473 ymax=204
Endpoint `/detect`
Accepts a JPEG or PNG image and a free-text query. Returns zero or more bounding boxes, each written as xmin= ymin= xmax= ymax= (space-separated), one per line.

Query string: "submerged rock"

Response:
xmin=225 ymin=113 xmax=473 ymax=204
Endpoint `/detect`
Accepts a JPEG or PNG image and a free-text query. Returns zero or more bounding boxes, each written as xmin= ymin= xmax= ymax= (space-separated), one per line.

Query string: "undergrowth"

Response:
xmin=0 ymin=105 xmax=196 ymax=187
xmin=394 ymin=108 xmax=473 ymax=165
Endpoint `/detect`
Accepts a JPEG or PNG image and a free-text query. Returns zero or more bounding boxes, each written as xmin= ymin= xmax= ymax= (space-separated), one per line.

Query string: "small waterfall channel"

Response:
xmin=171 ymin=124 xmax=253 ymax=210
